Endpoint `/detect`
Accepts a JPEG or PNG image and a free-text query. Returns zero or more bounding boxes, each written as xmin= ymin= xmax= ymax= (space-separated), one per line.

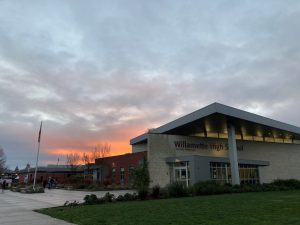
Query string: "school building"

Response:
xmin=130 ymin=103 xmax=300 ymax=187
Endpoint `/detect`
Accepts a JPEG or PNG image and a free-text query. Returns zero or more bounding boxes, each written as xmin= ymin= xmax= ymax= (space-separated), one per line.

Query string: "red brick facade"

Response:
xmin=94 ymin=151 xmax=147 ymax=186
xmin=18 ymin=167 xmax=84 ymax=184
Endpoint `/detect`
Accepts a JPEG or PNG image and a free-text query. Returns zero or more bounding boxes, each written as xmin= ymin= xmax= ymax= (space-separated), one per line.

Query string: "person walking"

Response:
xmin=48 ymin=177 xmax=51 ymax=189
xmin=50 ymin=177 xmax=55 ymax=189
xmin=2 ymin=180 xmax=6 ymax=193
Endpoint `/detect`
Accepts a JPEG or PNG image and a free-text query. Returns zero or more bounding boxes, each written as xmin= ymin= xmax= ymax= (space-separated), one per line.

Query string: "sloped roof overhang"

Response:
xmin=130 ymin=103 xmax=300 ymax=145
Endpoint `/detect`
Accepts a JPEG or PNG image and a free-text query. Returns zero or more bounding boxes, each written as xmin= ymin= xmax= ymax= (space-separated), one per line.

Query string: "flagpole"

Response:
xmin=33 ymin=121 xmax=42 ymax=191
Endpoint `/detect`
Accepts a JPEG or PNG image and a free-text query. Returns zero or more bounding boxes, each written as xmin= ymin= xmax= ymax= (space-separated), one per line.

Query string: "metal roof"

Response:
xmin=130 ymin=102 xmax=300 ymax=145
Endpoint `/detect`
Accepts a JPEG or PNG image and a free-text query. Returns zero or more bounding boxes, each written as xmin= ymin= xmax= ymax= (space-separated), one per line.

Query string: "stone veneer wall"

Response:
xmin=147 ymin=133 xmax=300 ymax=187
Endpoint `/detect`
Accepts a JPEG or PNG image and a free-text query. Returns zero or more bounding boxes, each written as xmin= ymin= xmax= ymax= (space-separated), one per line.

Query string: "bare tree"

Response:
xmin=82 ymin=152 xmax=92 ymax=165
xmin=0 ymin=146 xmax=7 ymax=174
xmin=91 ymin=143 xmax=111 ymax=162
xmin=66 ymin=152 xmax=81 ymax=174
xmin=82 ymin=152 xmax=92 ymax=179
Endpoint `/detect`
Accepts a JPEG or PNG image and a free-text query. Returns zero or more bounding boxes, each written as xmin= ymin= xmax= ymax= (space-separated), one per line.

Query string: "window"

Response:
xmin=120 ymin=168 xmax=125 ymax=183
xmin=96 ymin=168 xmax=101 ymax=181
xmin=239 ymin=164 xmax=259 ymax=185
xmin=111 ymin=168 xmax=116 ymax=184
xmin=293 ymin=139 xmax=300 ymax=144
xmin=210 ymin=162 xmax=231 ymax=184
xmin=169 ymin=161 xmax=190 ymax=187
xmin=210 ymin=162 xmax=259 ymax=185
xmin=129 ymin=166 xmax=135 ymax=185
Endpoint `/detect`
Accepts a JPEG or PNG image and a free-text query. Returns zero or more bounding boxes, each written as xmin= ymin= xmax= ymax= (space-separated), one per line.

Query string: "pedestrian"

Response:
xmin=50 ymin=177 xmax=55 ymax=189
xmin=48 ymin=177 xmax=51 ymax=189
xmin=2 ymin=180 xmax=6 ymax=193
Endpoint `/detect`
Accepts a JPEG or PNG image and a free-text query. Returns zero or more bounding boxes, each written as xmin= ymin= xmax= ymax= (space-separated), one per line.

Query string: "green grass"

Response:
xmin=37 ymin=191 xmax=300 ymax=225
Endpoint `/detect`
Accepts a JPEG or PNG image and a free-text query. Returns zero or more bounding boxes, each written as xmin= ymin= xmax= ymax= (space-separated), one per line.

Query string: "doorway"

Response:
xmin=171 ymin=161 xmax=190 ymax=187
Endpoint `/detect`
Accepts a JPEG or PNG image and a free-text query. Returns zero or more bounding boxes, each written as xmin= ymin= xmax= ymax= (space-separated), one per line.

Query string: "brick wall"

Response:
xmin=95 ymin=151 xmax=147 ymax=186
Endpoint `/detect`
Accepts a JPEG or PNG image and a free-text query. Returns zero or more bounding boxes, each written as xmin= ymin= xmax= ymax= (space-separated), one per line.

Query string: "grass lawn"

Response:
xmin=37 ymin=190 xmax=300 ymax=225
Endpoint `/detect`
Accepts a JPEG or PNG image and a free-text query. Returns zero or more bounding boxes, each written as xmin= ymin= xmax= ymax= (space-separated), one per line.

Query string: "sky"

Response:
xmin=0 ymin=0 xmax=300 ymax=169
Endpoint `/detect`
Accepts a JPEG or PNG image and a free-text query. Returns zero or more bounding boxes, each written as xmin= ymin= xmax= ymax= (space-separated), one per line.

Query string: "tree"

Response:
xmin=133 ymin=158 xmax=150 ymax=200
xmin=82 ymin=152 xmax=92 ymax=165
xmin=81 ymin=143 xmax=111 ymax=182
xmin=91 ymin=143 xmax=111 ymax=162
xmin=82 ymin=152 xmax=93 ymax=180
xmin=66 ymin=152 xmax=81 ymax=174
xmin=14 ymin=166 xmax=19 ymax=173
xmin=0 ymin=146 xmax=6 ymax=174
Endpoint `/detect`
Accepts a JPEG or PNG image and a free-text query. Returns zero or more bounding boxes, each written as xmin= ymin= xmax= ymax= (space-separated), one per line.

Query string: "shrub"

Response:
xmin=159 ymin=187 xmax=169 ymax=199
xmin=167 ymin=182 xmax=188 ymax=198
xmin=68 ymin=175 xmax=84 ymax=184
xmin=151 ymin=185 xmax=161 ymax=199
xmin=123 ymin=193 xmax=138 ymax=201
xmin=133 ymin=158 xmax=150 ymax=200
xmin=64 ymin=200 xmax=80 ymax=207
xmin=239 ymin=184 xmax=263 ymax=193
xmin=84 ymin=194 xmax=99 ymax=205
xmin=103 ymin=192 xmax=115 ymax=202
xmin=21 ymin=186 xmax=45 ymax=193
xmin=75 ymin=184 xmax=88 ymax=189
xmin=87 ymin=183 xmax=102 ymax=190
xmin=271 ymin=179 xmax=300 ymax=189
xmin=192 ymin=181 xmax=231 ymax=195
xmin=138 ymin=187 xmax=148 ymax=200
xmin=116 ymin=195 xmax=125 ymax=201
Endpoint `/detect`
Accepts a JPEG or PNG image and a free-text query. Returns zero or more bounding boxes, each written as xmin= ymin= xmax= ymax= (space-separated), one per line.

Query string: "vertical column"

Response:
xmin=185 ymin=162 xmax=189 ymax=187
xmin=227 ymin=123 xmax=240 ymax=185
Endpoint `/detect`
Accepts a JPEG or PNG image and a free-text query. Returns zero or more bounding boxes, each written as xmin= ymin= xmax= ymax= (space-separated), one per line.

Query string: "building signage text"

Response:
xmin=174 ymin=140 xmax=243 ymax=151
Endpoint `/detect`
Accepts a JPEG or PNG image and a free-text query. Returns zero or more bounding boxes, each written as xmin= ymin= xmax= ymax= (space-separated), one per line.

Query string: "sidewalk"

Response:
xmin=0 ymin=189 xmax=134 ymax=225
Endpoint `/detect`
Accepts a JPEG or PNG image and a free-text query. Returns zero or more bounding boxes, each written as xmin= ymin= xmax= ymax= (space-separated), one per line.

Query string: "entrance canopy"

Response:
xmin=130 ymin=103 xmax=300 ymax=144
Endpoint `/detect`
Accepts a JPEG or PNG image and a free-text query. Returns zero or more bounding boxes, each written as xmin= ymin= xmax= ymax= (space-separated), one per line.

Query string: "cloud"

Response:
xmin=0 ymin=0 xmax=300 ymax=168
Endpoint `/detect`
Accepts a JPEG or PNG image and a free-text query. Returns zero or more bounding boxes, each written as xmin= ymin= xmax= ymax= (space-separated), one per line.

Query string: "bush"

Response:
xmin=81 ymin=179 xmax=300 ymax=206
xmin=74 ymin=184 xmax=88 ymax=189
xmin=151 ymin=185 xmax=161 ymax=199
xmin=192 ymin=181 xmax=231 ymax=195
xmin=138 ymin=187 xmax=148 ymax=200
xmin=238 ymin=184 xmax=263 ymax=193
xmin=103 ymin=192 xmax=115 ymax=202
xmin=133 ymin=158 xmax=150 ymax=200
xmin=64 ymin=200 xmax=80 ymax=207
xmin=20 ymin=186 xmax=45 ymax=194
xmin=123 ymin=193 xmax=138 ymax=201
xmin=87 ymin=183 xmax=103 ymax=190
xmin=159 ymin=187 xmax=169 ymax=199
xmin=167 ymin=182 xmax=188 ymax=198
xmin=116 ymin=195 xmax=125 ymax=201
xmin=68 ymin=175 xmax=84 ymax=184
xmin=271 ymin=179 xmax=300 ymax=189
xmin=84 ymin=194 xmax=99 ymax=205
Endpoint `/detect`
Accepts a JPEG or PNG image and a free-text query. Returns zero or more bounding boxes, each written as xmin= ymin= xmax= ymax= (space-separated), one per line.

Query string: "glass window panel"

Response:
xmin=283 ymin=139 xmax=292 ymax=143
xmin=265 ymin=137 xmax=275 ymax=142
xmin=293 ymin=139 xmax=300 ymax=144
xmin=275 ymin=138 xmax=284 ymax=143
xmin=207 ymin=132 xmax=219 ymax=138
xmin=219 ymin=133 xmax=228 ymax=139
xmin=235 ymin=134 xmax=242 ymax=140
xmin=243 ymin=136 xmax=253 ymax=141
xmin=253 ymin=136 xmax=264 ymax=142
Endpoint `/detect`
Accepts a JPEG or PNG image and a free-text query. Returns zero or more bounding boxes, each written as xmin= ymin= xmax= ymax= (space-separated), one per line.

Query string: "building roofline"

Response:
xmin=130 ymin=102 xmax=300 ymax=145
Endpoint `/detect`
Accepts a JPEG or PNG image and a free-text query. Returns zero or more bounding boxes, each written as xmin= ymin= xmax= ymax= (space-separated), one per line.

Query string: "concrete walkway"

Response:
xmin=0 ymin=189 xmax=134 ymax=225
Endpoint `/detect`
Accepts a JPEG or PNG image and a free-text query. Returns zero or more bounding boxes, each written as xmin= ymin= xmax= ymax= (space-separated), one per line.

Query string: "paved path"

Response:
xmin=0 ymin=189 xmax=134 ymax=225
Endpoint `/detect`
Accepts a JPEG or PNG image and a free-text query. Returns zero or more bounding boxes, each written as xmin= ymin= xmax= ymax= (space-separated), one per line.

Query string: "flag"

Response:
xmin=38 ymin=121 xmax=42 ymax=143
